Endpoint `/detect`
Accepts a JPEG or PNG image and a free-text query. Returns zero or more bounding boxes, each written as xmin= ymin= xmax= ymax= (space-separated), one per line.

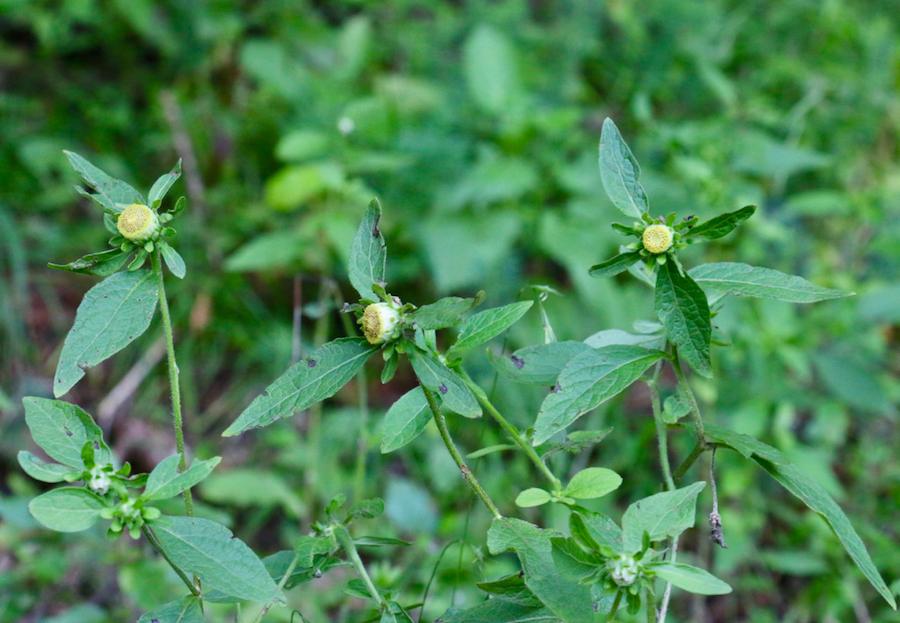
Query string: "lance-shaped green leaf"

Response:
xmin=18 ymin=451 xmax=78 ymax=483
xmin=449 ymin=300 xmax=533 ymax=355
xmin=137 ymin=597 xmax=203 ymax=623
xmin=158 ymin=240 xmax=186 ymax=279
xmin=688 ymin=262 xmax=850 ymax=303
xmin=647 ymin=562 xmax=732 ymax=595
xmin=621 ymin=482 xmax=706 ymax=553
xmin=48 ymin=249 xmax=131 ymax=277
xmin=488 ymin=518 xmax=595 ymax=623
xmin=694 ymin=423 xmax=790 ymax=465
xmin=224 ymin=338 xmax=376 ymax=436
xmin=533 ymin=346 xmax=666 ymax=445
xmin=23 ymin=397 xmax=110 ymax=468
xmin=349 ymin=199 xmax=387 ymax=301
xmin=598 ymin=118 xmax=648 ymax=219
xmin=685 ymin=205 xmax=756 ymax=240
xmin=562 ymin=467 xmax=622 ymax=500
xmin=150 ymin=515 xmax=282 ymax=604
xmin=408 ymin=347 xmax=481 ymax=418
xmin=148 ymin=159 xmax=182 ymax=207
xmin=141 ymin=454 xmax=222 ymax=502
xmin=64 ymin=150 xmax=143 ymax=213
xmin=571 ymin=510 xmax=622 ymax=551
xmin=54 ymin=270 xmax=159 ymax=397
xmin=488 ymin=340 xmax=591 ymax=386
xmin=29 ymin=488 xmax=107 ymax=532
xmin=753 ymin=456 xmax=896 ymax=608
xmin=409 ymin=294 xmax=484 ymax=330
xmin=588 ymin=249 xmax=642 ymax=279
xmin=381 ymin=386 xmax=431 ymax=453
xmin=655 ymin=261 xmax=712 ymax=378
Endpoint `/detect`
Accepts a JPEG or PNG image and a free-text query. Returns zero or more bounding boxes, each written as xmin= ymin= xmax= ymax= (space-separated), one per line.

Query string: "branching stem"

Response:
xmin=420 ymin=383 xmax=502 ymax=519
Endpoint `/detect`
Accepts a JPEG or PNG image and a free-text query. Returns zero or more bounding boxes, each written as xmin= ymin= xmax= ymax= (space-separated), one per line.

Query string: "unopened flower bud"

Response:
xmin=87 ymin=466 xmax=111 ymax=495
xmin=117 ymin=204 xmax=160 ymax=242
xmin=361 ymin=302 xmax=401 ymax=345
xmin=610 ymin=554 xmax=640 ymax=586
xmin=641 ymin=224 xmax=674 ymax=254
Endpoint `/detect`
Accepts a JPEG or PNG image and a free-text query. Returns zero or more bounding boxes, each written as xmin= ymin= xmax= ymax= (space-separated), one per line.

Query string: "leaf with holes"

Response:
xmin=349 ymin=199 xmax=387 ymax=301
xmin=23 ymin=397 xmax=110 ymax=468
xmin=408 ymin=347 xmax=481 ymax=418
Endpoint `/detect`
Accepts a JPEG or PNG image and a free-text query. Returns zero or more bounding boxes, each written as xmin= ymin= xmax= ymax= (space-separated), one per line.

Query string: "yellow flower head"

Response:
xmin=641 ymin=224 xmax=674 ymax=254
xmin=361 ymin=302 xmax=402 ymax=345
xmin=117 ymin=203 xmax=160 ymax=242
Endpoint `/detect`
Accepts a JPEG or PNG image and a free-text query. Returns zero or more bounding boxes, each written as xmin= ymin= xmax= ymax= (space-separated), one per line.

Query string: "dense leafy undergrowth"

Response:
xmin=2 ymin=1 xmax=900 ymax=622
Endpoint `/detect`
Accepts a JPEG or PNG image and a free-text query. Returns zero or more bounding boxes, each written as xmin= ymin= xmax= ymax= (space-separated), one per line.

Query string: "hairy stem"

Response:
xmin=151 ymin=250 xmax=193 ymax=517
xmin=672 ymin=440 xmax=708 ymax=484
xmin=606 ymin=590 xmax=623 ymax=622
xmin=335 ymin=525 xmax=384 ymax=606
xmin=671 ymin=350 xmax=705 ymax=441
xmin=143 ymin=525 xmax=198 ymax=596
xmin=420 ymin=383 xmax=502 ymax=519
xmin=646 ymin=360 xmax=675 ymax=491
xmin=458 ymin=369 xmax=562 ymax=490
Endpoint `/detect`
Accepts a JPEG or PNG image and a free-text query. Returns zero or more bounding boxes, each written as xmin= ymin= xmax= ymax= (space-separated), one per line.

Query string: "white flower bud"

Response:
xmin=610 ymin=554 xmax=640 ymax=586
xmin=87 ymin=466 xmax=111 ymax=495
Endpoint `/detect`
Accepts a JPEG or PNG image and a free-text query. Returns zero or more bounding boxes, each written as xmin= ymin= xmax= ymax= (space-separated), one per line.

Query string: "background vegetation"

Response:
xmin=1 ymin=0 xmax=899 ymax=621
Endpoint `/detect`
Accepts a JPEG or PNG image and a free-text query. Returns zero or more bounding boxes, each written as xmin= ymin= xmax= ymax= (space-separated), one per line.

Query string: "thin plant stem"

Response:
xmin=457 ymin=369 xmax=562 ymax=491
xmin=657 ymin=537 xmax=678 ymax=623
xmin=646 ymin=360 xmax=675 ymax=492
xmin=334 ymin=525 xmax=384 ymax=606
xmin=607 ymin=590 xmax=623 ymax=621
xmin=671 ymin=350 xmax=704 ymax=440
xmin=143 ymin=525 xmax=198 ymax=595
xmin=672 ymin=441 xmax=707 ymax=484
xmin=151 ymin=250 xmax=193 ymax=517
xmin=420 ymin=383 xmax=502 ymax=519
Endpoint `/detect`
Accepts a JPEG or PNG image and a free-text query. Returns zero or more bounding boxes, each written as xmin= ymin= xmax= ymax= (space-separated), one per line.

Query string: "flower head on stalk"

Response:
xmin=50 ymin=152 xmax=186 ymax=278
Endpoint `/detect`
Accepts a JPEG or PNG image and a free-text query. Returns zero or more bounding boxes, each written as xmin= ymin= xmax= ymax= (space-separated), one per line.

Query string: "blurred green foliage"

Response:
xmin=1 ymin=0 xmax=899 ymax=621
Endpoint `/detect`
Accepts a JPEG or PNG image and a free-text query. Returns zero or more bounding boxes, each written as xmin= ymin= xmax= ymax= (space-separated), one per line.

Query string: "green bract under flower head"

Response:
xmin=641 ymin=224 xmax=674 ymax=254
xmin=361 ymin=302 xmax=402 ymax=345
xmin=117 ymin=203 xmax=160 ymax=242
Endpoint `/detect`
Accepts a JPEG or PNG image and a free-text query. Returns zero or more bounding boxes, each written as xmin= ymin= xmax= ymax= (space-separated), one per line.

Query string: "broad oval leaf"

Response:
xmin=150 ymin=515 xmax=282 ymax=604
xmin=54 ymin=270 xmax=159 ymax=397
xmin=223 ymin=338 xmax=376 ymax=436
xmin=686 ymin=205 xmax=755 ymax=240
xmin=688 ymin=262 xmax=850 ymax=303
xmin=23 ymin=397 xmax=110 ymax=468
xmin=18 ymin=451 xmax=76 ymax=483
xmin=488 ymin=340 xmax=591 ymax=386
xmin=381 ymin=387 xmax=431 ymax=453
xmin=753 ymin=456 xmax=896 ymax=608
xmin=655 ymin=261 xmax=712 ymax=378
xmin=533 ymin=346 xmax=666 ymax=445
xmin=142 ymin=454 xmax=222 ymax=502
xmin=29 ymin=488 xmax=107 ymax=532
xmin=621 ymin=482 xmax=706 ymax=553
xmin=449 ymin=300 xmax=533 ymax=354
xmin=349 ymin=199 xmax=387 ymax=301
xmin=599 ymin=118 xmax=648 ymax=219
xmin=408 ymin=348 xmax=481 ymax=418
xmin=515 ymin=488 xmax=551 ymax=508
xmin=563 ymin=467 xmax=623 ymax=500
xmin=648 ymin=562 xmax=732 ymax=595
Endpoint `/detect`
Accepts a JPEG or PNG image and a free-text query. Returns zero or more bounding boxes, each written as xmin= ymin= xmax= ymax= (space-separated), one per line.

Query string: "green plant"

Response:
xmin=16 ymin=119 xmax=896 ymax=623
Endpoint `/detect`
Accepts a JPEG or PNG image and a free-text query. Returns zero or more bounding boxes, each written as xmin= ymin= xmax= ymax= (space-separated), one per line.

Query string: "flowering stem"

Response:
xmin=151 ymin=250 xmax=193 ymax=517
xmin=420 ymin=383 xmax=502 ymax=519
xmin=457 ymin=369 xmax=562 ymax=491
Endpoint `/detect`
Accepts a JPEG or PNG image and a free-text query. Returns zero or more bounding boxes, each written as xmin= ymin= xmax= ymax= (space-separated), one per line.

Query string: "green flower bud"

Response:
xmin=361 ymin=302 xmax=402 ymax=345
xmin=641 ymin=224 xmax=674 ymax=254
xmin=117 ymin=203 xmax=160 ymax=242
